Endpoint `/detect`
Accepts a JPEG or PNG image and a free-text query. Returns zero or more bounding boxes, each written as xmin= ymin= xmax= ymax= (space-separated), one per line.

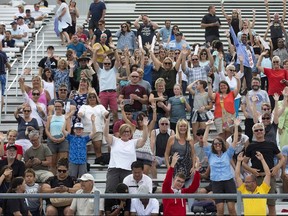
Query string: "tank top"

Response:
xmin=28 ymin=89 xmax=48 ymax=106
xmin=155 ymin=129 xmax=171 ymax=157
xmin=42 ymin=80 xmax=55 ymax=100
xmin=50 ymin=115 xmax=65 ymax=136
xmin=133 ymin=129 xmax=152 ymax=154
xmin=171 ymin=138 xmax=188 ymax=158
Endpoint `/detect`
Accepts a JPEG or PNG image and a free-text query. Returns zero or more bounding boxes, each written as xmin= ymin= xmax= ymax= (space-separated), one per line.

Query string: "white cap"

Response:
xmin=137 ymin=185 xmax=150 ymax=194
xmin=78 ymin=173 xmax=95 ymax=181
xmin=74 ymin=122 xmax=84 ymax=129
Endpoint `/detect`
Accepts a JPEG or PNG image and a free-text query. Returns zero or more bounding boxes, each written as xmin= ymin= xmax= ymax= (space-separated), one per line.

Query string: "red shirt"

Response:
xmin=1 ymin=144 xmax=23 ymax=159
xmin=264 ymin=68 xmax=288 ymax=95
xmin=214 ymin=92 xmax=235 ymax=118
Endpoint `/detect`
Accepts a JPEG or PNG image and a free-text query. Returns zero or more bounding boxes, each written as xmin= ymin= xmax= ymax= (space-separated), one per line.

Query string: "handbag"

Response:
xmin=219 ymin=94 xmax=235 ymax=132
xmin=50 ymin=192 xmax=72 ymax=207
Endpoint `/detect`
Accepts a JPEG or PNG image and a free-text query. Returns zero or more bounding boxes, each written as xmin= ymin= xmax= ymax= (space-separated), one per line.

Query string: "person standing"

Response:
xmin=56 ymin=0 xmax=72 ymax=45
xmin=157 ymin=20 xmax=172 ymax=44
xmin=0 ymin=42 xmax=11 ymax=110
xmin=86 ymin=0 xmax=106 ymax=38
xmin=162 ymin=152 xmax=200 ymax=216
xmin=201 ymin=5 xmax=221 ymax=43
xmin=243 ymin=122 xmax=285 ymax=216
xmin=236 ymin=151 xmax=271 ymax=216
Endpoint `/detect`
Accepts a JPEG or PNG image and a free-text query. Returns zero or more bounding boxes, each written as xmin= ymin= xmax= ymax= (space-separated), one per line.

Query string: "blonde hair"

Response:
xmin=119 ymin=124 xmax=133 ymax=137
xmin=155 ymin=78 xmax=166 ymax=90
xmin=32 ymin=75 xmax=42 ymax=88
xmin=175 ymin=119 xmax=192 ymax=141
xmin=58 ymin=58 xmax=68 ymax=69
xmin=252 ymin=123 xmax=265 ymax=131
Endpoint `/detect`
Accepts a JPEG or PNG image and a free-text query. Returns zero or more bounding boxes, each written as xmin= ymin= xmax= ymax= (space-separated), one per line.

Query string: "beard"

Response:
xmin=252 ymin=85 xmax=260 ymax=91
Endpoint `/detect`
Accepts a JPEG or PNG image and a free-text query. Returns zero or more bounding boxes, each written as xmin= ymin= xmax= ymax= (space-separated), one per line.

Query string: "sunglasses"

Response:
xmin=273 ymin=61 xmax=279 ymax=64
xmin=192 ymin=59 xmax=198 ymax=61
xmin=175 ymin=52 xmax=180 ymax=55
xmin=101 ymin=36 xmax=107 ymax=38
xmin=254 ymin=128 xmax=264 ymax=132
xmin=201 ymin=53 xmax=207 ymax=55
xmin=196 ymin=133 xmax=204 ymax=136
xmin=229 ymin=69 xmax=236 ymax=72
xmin=262 ymin=108 xmax=270 ymax=111
xmin=103 ymin=63 xmax=111 ymax=65
xmin=59 ymin=89 xmax=67 ymax=92
xmin=262 ymin=117 xmax=271 ymax=120
xmin=213 ymin=142 xmax=222 ymax=145
xmin=161 ymin=123 xmax=169 ymax=126
xmin=57 ymin=169 xmax=67 ymax=173
xmin=121 ymin=25 xmax=127 ymax=28
xmin=32 ymin=93 xmax=40 ymax=96
xmin=164 ymin=62 xmax=172 ymax=65
xmin=23 ymin=110 xmax=31 ymax=113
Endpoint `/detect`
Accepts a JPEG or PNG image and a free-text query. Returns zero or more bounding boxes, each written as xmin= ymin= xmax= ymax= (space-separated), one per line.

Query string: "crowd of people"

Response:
xmin=1 ymin=0 xmax=288 ymax=215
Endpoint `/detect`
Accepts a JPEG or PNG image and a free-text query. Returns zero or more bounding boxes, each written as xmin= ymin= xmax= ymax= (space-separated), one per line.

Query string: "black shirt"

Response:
xmin=38 ymin=56 xmax=58 ymax=70
xmin=245 ymin=140 xmax=280 ymax=172
xmin=201 ymin=13 xmax=221 ymax=38
xmin=4 ymin=198 xmax=29 ymax=216
xmin=157 ymin=67 xmax=177 ymax=90
xmin=0 ymin=159 xmax=25 ymax=178
xmin=93 ymin=29 xmax=112 ymax=46
xmin=137 ymin=24 xmax=155 ymax=46
xmin=105 ymin=199 xmax=131 ymax=216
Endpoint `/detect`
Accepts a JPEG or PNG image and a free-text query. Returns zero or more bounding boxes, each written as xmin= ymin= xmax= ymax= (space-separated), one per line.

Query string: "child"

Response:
xmin=62 ymin=114 xmax=96 ymax=178
xmin=24 ymin=168 xmax=42 ymax=216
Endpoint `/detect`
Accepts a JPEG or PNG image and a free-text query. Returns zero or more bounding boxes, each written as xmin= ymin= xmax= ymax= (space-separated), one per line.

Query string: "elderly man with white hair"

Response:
xmin=68 ymin=173 xmax=104 ymax=215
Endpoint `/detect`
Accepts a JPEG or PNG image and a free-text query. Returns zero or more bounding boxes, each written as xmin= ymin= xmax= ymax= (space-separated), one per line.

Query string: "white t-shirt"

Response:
xmin=123 ymin=174 xmax=153 ymax=194
xmin=97 ymin=67 xmax=117 ymax=92
xmin=18 ymin=24 xmax=29 ymax=41
xmin=42 ymin=80 xmax=55 ymax=100
xmin=109 ymin=137 xmax=138 ymax=170
xmin=130 ymin=198 xmax=159 ymax=215
xmin=11 ymin=27 xmax=24 ymax=43
xmin=78 ymin=104 xmax=108 ymax=132
xmin=56 ymin=2 xmax=71 ymax=25
xmin=226 ymin=134 xmax=249 ymax=155
xmin=23 ymin=92 xmax=47 ymax=127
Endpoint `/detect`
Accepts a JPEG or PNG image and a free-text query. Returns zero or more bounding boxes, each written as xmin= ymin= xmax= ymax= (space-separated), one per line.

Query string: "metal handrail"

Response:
xmin=35 ymin=26 xmax=45 ymax=70
xmin=1 ymin=191 xmax=288 ymax=215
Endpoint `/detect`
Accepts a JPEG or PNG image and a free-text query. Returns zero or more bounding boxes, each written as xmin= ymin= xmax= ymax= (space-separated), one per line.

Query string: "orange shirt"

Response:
xmin=214 ymin=92 xmax=235 ymax=118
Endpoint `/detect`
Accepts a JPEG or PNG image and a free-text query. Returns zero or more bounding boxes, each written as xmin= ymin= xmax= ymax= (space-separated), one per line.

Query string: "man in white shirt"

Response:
xmin=68 ymin=173 xmax=104 ymax=215
xmin=16 ymin=16 xmax=29 ymax=42
xmin=123 ymin=161 xmax=153 ymax=194
xmin=130 ymin=185 xmax=159 ymax=216
xmin=31 ymin=3 xmax=47 ymax=21
xmin=10 ymin=21 xmax=24 ymax=43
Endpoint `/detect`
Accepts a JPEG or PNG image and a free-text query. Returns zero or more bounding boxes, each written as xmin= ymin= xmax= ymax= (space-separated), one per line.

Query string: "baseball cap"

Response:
xmin=6 ymin=144 xmax=17 ymax=151
xmin=116 ymin=183 xmax=128 ymax=193
xmin=175 ymin=31 xmax=183 ymax=36
xmin=17 ymin=16 xmax=24 ymax=20
xmin=74 ymin=122 xmax=84 ymax=129
xmin=10 ymin=21 xmax=17 ymax=25
xmin=137 ymin=185 xmax=150 ymax=194
xmin=78 ymin=173 xmax=95 ymax=181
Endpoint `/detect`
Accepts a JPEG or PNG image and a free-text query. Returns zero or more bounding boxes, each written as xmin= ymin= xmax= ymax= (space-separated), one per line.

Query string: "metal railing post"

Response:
xmin=236 ymin=191 xmax=242 ymax=215
xmin=94 ymin=190 xmax=100 ymax=215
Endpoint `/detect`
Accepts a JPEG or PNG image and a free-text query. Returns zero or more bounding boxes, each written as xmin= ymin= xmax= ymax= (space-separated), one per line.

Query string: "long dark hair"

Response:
xmin=211 ymin=137 xmax=227 ymax=154
xmin=7 ymin=177 xmax=24 ymax=193
xmin=42 ymin=68 xmax=53 ymax=82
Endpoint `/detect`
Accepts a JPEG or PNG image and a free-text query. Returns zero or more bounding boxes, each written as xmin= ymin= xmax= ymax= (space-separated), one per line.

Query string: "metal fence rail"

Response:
xmin=1 ymin=192 xmax=288 ymax=214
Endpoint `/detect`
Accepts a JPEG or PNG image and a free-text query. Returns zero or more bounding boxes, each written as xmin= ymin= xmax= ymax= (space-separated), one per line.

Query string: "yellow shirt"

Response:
xmin=92 ymin=43 xmax=110 ymax=63
xmin=237 ymin=182 xmax=271 ymax=216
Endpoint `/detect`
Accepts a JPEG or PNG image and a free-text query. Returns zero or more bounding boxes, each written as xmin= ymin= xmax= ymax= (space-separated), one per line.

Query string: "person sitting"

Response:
xmin=24 ymin=130 xmax=53 ymax=183
xmin=162 ymin=152 xmax=200 ymax=216
xmin=42 ymin=158 xmax=81 ymax=216
xmin=2 ymin=31 xmax=15 ymax=48
xmin=123 ymin=161 xmax=153 ymax=194
xmin=130 ymin=185 xmax=159 ymax=216
xmin=0 ymin=144 xmax=25 ymax=178
xmin=31 ymin=3 xmax=48 ymax=21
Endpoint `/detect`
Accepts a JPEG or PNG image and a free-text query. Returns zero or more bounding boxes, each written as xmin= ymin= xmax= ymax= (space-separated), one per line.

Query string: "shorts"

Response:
xmin=61 ymin=23 xmax=70 ymax=33
xmin=191 ymin=110 xmax=208 ymax=123
xmin=99 ymin=91 xmax=118 ymax=112
xmin=0 ymin=74 xmax=6 ymax=96
xmin=256 ymin=175 xmax=276 ymax=205
xmin=89 ymin=19 xmax=98 ymax=30
xmin=204 ymin=182 xmax=212 ymax=193
xmin=83 ymin=132 xmax=103 ymax=145
xmin=47 ymin=135 xmax=69 ymax=154
xmin=211 ymin=178 xmax=237 ymax=204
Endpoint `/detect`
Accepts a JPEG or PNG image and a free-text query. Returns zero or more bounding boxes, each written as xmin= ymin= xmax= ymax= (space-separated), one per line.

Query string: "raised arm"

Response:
xmin=273 ymin=93 xmax=280 ymax=124
xmin=109 ymin=42 xmax=121 ymax=68
xmin=147 ymin=103 xmax=157 ymax=132
xmin=207 ymin=81 xmax=216 ymax=100
xmin=147 ymin=43 xmax=162 ymax=71
xmin=282 ymin=0 xmax=287 ymax=22
xmin=256 ymin=50 xmax=266 ymax=73
xmin=221 ymin=3 xmax=229 ymax=20
xmin=230 ymin=118 xmax=240 ymax=148
xmin=206 ymin=48 xmax=214 ymax=67
xmin=187 ymin=80 xmax=198 ymax=95
xmin=103 ymin=116 xmax=113 ymax=145
xmin=136 ymin=117 xmax=149 ymax=148
xmin=134 ymin=15 xmax=141 ymax=29
xmin=235 ymin=152 xmax=244 ymax=187
xmin=92 ymin=46 xmax=100 ymax=72
xmin=203 ymin=120 xmax=213 ymax=146
xmin=180 ymin=49 xmax=188 ymax=72
xmin=264 ymin=0 xmax=271 ymax=23
xmin=256 ymin=151 xmax=271 ymax=186
xmin=251 ymin=9 xmax=256 ymax=29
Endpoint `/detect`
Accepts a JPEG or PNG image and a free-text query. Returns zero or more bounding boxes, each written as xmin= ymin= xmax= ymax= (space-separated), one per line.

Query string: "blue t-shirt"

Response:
xmin=89 ymin=1 xmax=106 ymax=22
xmin=168 ymin=96 xmax=187 ymax=123
xmin=143 ymin=64 xmax=153 ymax=85
xmin=66 ymin=42 xmax=87 ymax=58
xmin=67 ymin=134 xmax=90 ymax=164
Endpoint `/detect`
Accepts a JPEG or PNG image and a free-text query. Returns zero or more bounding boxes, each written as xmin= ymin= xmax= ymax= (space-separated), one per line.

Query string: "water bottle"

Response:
xmin=4 ymin=42 xmax=7 ymax=47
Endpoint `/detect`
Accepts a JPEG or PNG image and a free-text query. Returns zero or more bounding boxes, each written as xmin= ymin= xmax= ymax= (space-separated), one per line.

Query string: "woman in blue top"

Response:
xmin=203 ymin=118 xmax=240 ymax=216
